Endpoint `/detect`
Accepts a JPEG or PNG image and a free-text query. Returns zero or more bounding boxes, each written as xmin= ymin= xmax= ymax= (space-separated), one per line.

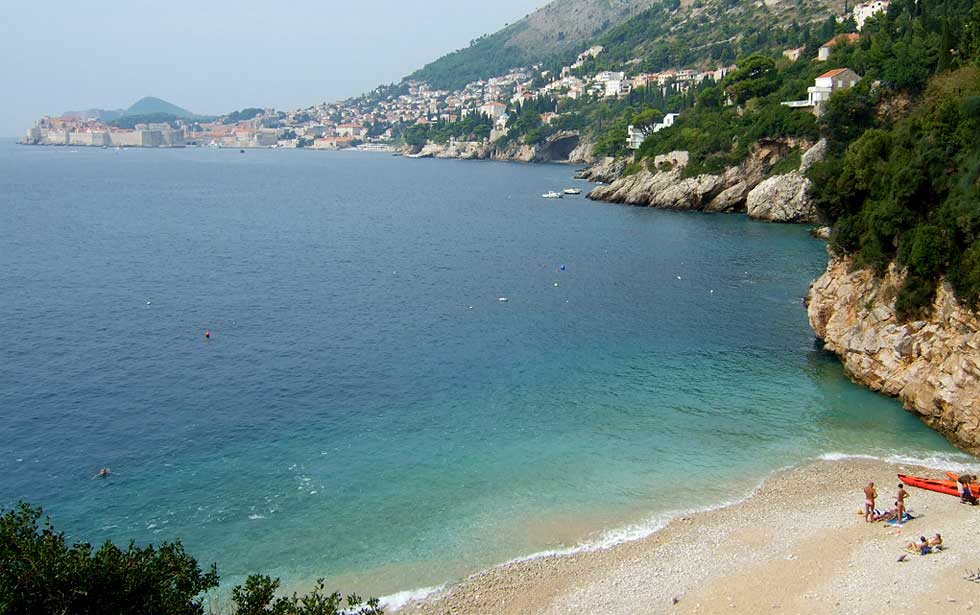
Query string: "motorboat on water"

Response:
xmin=563 ymin=188 xmax=582 ymax=195
xmin=542 ymin=191 xmax=563 ymax=199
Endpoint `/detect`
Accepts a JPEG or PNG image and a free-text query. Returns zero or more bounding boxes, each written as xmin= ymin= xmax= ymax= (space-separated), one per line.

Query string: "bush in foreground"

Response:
xmin=0 ymin=502 xmax=382 ymax=615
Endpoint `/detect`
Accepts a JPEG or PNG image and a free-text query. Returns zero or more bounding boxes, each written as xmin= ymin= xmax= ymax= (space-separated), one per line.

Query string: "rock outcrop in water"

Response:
xmin=807 ymin=257 xmax=980 ymax=455
xmin=575 ymin=156 xmax=626 ymax=183
xmin=404 ymin=132 xmax=594 ymax=164
xmin=587 ymin=139 xmax=825 ymax=223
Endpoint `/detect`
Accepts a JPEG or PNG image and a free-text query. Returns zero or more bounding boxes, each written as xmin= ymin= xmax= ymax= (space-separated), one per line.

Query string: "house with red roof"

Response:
xmin=781 ymin=68 xmax=862 ymax=116
xmin=818 ymin=33 xmax=861 ymax=61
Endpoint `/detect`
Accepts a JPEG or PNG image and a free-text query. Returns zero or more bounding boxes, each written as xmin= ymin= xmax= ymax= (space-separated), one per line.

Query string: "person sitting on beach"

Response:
xmin=864 ymin=481 xmax=878 ymax=523
xmin=871 ymin=505 xmax=898 ymax=522
xmin=927 ymin=533 xmax=943 ymax=549
xmin=907 ymin=536 xmax=931 ymax=555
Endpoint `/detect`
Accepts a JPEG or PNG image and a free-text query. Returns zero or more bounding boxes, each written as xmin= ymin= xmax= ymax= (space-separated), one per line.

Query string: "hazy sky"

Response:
xmin=0 ymin=0 xmax=545 ymax=136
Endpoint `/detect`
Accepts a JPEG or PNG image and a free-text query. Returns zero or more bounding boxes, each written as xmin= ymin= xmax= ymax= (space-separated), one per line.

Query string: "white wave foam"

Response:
xmin=379 ymin=585 xmax=443 ymax=611
xmin=817 ymin=451 xmax=976 ymax=472
xmin=504 ymin=490 xmax=765 ymax=566
xmin=248 ymin=514 xmax=266 ymax=520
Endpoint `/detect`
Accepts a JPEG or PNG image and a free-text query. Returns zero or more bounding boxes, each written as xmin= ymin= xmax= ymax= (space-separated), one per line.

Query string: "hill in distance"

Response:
xmin=408 ymin=0 xmax=845 ymax=91
xmin=124 ymin=96 xmax=197 ymax=118
xmin=409 ymin=0 xmax=661 ymax=90
xmin=63 ymin=96 xmax=198 ymax=121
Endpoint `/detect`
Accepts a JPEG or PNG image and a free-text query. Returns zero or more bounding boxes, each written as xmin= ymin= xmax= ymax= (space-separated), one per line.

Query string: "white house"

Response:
xmin=853 ymin=0 xmax=888 ymax=30
xmin=781 ymin=68 xmax=861 ymax=115
xmin=653 ymin=112 xmax=679 ymax=133
xmin=604 ymin=79 xmax=626 ymax=97
xmin=479 ymin=101 xmax=507 ymax=120
xmin=626 ymin=124 xmax=649 ymax=149
xmin=626 ymin=113 xmax=679 ymax=149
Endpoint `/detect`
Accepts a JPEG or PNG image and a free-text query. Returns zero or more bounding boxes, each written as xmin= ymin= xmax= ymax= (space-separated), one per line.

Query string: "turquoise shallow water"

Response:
xmin=0 ymin=142 xmax=968 ymax=600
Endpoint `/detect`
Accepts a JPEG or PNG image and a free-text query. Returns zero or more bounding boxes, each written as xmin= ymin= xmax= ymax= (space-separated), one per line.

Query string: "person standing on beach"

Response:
xmin=864 ymin=482 xmax=878 ymax=522
xmin=897 ymin=484 xmax=909 ymax=523
xmin=958 ymin=474 xmax=978 ymax=505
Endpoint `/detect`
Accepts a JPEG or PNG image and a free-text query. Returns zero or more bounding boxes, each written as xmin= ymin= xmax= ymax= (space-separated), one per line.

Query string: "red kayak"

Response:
xmin=899 ymin=473 xmax=979 ymax=497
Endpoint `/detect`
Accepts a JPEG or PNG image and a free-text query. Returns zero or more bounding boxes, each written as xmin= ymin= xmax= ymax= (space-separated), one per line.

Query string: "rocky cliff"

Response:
xmin=404 ymin=132 xmax=594 ymax=164
xmin=586 ymin=139 xmax=825 ymax=223
xmin=807 ymin=257 xmax=980 ymax=454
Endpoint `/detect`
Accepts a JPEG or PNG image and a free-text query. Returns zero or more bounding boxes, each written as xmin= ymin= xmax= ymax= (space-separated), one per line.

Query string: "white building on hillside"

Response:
xmin=853 ymin=0 xmax=888 ymax=30
xmin=781 ymin=68 xmax=861 ymax=115
xmin=479 ymin=101 xmax=507 ymax=120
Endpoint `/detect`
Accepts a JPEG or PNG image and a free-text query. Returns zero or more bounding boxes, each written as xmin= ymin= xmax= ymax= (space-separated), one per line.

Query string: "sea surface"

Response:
xmin=0 ymin=141 xmax=969 ymax=602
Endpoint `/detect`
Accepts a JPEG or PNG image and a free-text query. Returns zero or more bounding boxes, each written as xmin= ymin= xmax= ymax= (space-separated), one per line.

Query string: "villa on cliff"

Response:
xmin=781 ymin=68 xmax=861 ymax=116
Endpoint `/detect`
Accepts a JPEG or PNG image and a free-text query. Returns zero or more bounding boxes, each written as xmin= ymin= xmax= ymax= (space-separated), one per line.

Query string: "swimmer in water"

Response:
xmin=93 ymin=468 xmax=110 ymax=479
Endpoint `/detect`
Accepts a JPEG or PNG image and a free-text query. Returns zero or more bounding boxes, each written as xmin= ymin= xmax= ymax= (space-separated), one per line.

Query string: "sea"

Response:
xmin=0 ymin=140 xmax=970 ymax=604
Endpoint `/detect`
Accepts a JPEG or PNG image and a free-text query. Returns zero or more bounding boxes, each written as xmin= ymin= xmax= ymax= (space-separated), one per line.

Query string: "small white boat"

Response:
xmin=563 ymin=188 xmax=582 ymax=195
xmin=542 ymin=191 xmax=563 ymax=199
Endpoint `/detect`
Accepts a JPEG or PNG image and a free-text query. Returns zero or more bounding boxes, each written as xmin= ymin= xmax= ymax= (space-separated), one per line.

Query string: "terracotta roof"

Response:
xmin=822 ymin=33 xmax=861 ymax=47
xmin=818 ymin=68 xmax=850 ymax=79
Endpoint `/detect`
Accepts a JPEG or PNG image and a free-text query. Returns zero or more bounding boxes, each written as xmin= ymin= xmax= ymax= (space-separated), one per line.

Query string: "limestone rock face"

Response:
xmin=586 ymin=141 xmax=793 ymax=213
xmin=745 ymin=172 xmax=816 ymax=222
xmin=575 ymin=157 xmax=626 ymax=183
xmin=587 ymin=139 xmax=828 ymax=224
xmin=744 ymin=139 xmax=826 ymax=223
xmin=807 ymin=257 xmax=980 ymax=454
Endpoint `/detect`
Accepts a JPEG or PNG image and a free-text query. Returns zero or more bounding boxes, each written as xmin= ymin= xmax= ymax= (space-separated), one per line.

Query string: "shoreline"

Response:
xmin=392 ymin=456 xmax=980 ymax=614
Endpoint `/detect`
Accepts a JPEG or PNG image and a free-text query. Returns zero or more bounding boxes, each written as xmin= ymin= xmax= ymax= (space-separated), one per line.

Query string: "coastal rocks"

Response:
xmin=575 ymin=156 xmax=626 ymax=183
xmin=587 ymin=139 xmax=827 ymax=224
xmin=567 ymin=139 xmax=596 ymax=164
xmin=588 ymin=141 xmax=790 ymax=213
xmin=745 ymin=139 xmax=826 ymax=223
xmin=406 ymin=131 xmax=592 ymax=164
xmin=807 ymin=257 xmax=980 ymax=454
xmin=745 ymin=172 xmax=816 ymax=222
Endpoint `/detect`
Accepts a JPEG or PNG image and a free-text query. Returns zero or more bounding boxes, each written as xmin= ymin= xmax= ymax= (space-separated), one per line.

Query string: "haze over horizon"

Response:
xmin=0 ymin=0 xmax=545 ymax=136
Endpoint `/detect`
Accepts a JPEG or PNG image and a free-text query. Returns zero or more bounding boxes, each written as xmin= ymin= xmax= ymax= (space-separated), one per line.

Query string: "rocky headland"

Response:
xmin=404 ymin=131 xmax=594 ymax=164
xmin=807 ymin=257 xmax=980 ymax=454
xmin=585 ymin=138 xmax=826 ymax=223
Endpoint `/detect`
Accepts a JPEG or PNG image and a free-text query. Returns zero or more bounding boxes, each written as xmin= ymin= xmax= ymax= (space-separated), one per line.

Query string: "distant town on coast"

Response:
xmin=18 ymin=0 xmax=887 ymax=154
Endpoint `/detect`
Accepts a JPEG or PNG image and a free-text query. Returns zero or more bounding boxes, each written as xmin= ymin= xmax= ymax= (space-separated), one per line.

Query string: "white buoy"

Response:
xmin=676 ymin=276 xmax=682 ymax=280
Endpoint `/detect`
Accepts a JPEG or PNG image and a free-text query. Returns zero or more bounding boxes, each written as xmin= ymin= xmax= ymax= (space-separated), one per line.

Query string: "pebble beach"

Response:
xmin=397 ymin=459 xmax=980 ymax=614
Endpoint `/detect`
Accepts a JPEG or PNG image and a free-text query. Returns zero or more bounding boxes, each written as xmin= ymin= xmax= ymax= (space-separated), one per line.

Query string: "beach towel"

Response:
xmin=884 ymin=512 xmax=915 ymax=526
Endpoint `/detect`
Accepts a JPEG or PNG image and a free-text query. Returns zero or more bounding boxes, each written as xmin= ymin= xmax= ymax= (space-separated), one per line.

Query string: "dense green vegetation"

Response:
xmin=223 ymin=107 xmax=266 ymax=124
xmin=588 ymin=0 xmax=843 ymax=75
xmin=409 ymin=24 xmax=535 ymax=91
xmin=805 ymin=0 xmax=980 ymax=317
xmin=402 ymin=113 xmax=494 ymax=147
xmin=627 ymin=53 xmax=820 ymax=176
xmin=0 ymin=502 xmax=382 ymax=615
xmin=408 ymin=0 xmax=841 ymax=91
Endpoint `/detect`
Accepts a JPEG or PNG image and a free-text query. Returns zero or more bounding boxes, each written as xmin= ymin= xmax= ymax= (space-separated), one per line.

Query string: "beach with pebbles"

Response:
xmin=396 ymin=459 xmax=980 ymax=614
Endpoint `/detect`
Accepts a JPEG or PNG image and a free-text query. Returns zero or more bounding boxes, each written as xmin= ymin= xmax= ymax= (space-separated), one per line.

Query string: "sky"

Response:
xmin=0 ymin=0 xmax=546 ymax=136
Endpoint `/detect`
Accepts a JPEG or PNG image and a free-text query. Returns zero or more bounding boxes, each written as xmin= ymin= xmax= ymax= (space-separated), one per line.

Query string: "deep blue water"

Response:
xmin=0 ymin=142 xmax=965 ymax=599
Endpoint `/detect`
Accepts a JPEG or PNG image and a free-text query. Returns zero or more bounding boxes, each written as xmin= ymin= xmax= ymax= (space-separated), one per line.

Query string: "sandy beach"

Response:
xmin=396 ymin=459 xmax=980 ymax=614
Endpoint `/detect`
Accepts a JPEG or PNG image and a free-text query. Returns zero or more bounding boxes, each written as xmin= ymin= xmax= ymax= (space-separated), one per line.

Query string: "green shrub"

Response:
xmin=0 ymin=503 xmax=219 ymax=615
